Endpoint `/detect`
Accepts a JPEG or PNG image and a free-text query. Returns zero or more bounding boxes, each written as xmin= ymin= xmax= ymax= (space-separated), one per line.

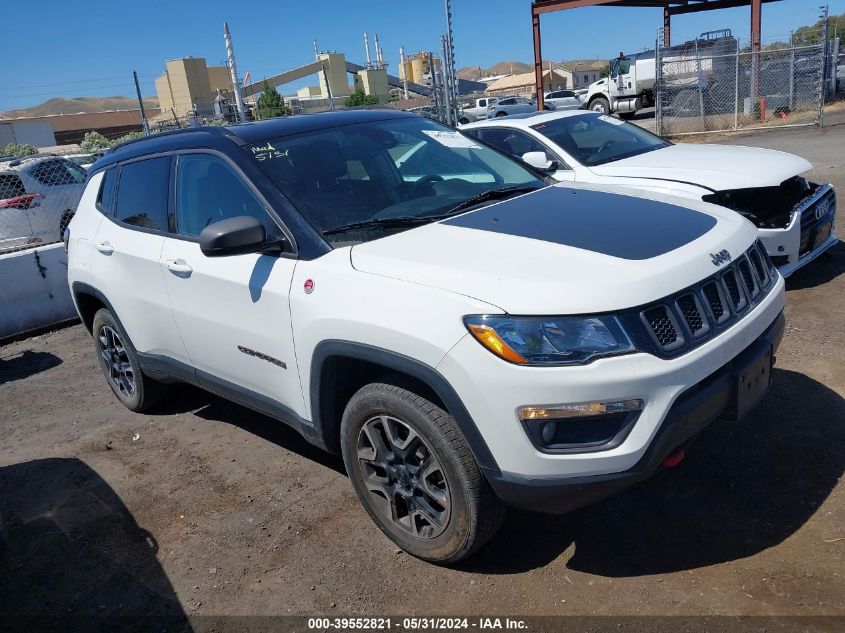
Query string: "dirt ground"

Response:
xmin=1 ymin=123 xmax=844 ymax=625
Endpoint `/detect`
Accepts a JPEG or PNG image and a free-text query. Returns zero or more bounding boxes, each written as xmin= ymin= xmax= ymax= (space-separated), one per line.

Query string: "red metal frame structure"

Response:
xmin=531 ymin=0 xmax=782 ymax=110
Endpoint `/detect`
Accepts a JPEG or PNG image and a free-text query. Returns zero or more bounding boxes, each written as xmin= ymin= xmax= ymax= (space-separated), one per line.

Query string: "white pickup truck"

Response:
xmin=458 ymin=97 xmax=499 ymax=125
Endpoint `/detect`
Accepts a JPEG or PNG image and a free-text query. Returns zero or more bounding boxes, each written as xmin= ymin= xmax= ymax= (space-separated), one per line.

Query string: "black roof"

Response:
xmin=93 ymin=109 xmax=417 ymax=171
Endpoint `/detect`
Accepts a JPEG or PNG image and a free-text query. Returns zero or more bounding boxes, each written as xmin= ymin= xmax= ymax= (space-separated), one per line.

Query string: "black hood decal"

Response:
xmin=443 ymin=186 xmax=717 ymax=260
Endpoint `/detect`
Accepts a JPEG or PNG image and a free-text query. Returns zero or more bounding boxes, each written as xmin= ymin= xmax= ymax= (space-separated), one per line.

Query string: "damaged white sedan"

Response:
xmin=463 ymin=111 xmax=837 ymax=277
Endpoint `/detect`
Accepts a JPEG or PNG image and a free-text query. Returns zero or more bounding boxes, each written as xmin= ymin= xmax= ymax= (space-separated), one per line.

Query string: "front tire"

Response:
xmin=341 ymin=383 xmax=505 ymax=564
xmin=92 ymin=308 xmax=168 ymax=412
xmin=494 ymin=111 xmax=508 ymax=118
xmin=590 ymin=97 xmax=611 ymax=114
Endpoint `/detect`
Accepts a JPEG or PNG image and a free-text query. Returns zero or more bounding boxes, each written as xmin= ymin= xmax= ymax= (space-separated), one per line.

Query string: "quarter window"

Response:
xmin=114 ymin=157 xmax=170 ymax=231
xmin=175 ymin=154 xmax=272 ymax=238
xmin=0 ymin=174 xmax=26 ymax=200
xmin=97 ymin=168 xmax=117 ymax=215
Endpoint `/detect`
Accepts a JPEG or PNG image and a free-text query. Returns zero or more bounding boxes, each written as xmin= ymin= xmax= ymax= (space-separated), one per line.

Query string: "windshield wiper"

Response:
xmin=322 ymin=216 xmax=436 ymax=236
xmin=440 ymin=185 xmax=541 ymax=216
xmin=321 ymin=186 xmax=542 ymax=237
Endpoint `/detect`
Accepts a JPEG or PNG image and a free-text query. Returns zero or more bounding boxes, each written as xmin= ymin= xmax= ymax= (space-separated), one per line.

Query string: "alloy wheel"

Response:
xmin=98 ymin=325 xmax=135 ymax=397
xmin=356 ymin=415 xmax=451 ymax=539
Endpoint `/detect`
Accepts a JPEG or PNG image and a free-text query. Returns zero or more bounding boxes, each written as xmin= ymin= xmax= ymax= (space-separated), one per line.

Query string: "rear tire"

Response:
xmin=458 ymin=117 xmax=470 ymax=125
xmin=341 ymin=383 xmax=506 ymax=564
xmin=618 ymin=111 xmax=637 ymax=120
xmin=92 ymin=308 xmax=168 ymax=412
xmin=590 ymin=97 xmax=611 ymax=114
xmin=495 ymin=111 xmax=508 ymax=118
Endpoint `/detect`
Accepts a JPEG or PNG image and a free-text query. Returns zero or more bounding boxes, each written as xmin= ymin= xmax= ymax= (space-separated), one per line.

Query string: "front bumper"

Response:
xmin=437 ymin=269 xmax=785 ymax=480
xmin=760 ymin=183 xmax=837 ymax=278
xmin=484 ymin=310 xmax=785 ymax=514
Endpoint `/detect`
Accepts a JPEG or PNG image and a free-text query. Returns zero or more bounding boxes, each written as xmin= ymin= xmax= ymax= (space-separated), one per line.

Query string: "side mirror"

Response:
xmin=199 ymin=215 xmax=270 ymax=257
xmin=521 ymin=151 xmax=558 ymax=172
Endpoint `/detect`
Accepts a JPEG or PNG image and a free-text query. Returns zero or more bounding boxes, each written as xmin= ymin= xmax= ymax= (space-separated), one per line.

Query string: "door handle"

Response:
xmin=95 ymin=240 xmax=114 ymax=254
xmin=165 ymin=258 xmax=193 ymax=274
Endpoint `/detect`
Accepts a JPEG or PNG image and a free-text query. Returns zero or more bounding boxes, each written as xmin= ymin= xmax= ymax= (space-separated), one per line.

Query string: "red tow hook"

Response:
xmin=662 ymin=447 xmax=685 ymax=468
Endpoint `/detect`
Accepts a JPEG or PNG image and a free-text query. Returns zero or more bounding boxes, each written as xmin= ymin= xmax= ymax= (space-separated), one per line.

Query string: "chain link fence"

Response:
xmin=1 ymin=149 xmax=92 ymax=255
xmin=657 ymin=42 xmax=825 ymax=137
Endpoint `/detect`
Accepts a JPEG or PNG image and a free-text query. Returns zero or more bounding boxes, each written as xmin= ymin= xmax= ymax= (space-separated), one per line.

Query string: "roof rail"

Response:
xmin=107 ymin=125 xmax=242 ymax=154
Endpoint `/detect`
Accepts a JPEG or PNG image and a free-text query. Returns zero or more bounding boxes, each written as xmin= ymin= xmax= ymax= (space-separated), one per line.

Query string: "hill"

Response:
xmin=457 ymin=61 xmax=536 ymax=81
xmin=0 ymin=96 xmax=159 ymax=120
xmin=457 ymin=59 xmax=605 ymax=81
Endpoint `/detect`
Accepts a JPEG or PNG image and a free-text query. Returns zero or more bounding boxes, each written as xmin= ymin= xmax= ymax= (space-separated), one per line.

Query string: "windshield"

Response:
xmin=247 ymin=116 xmax=544 ymax=243
xmin=530 ymin=113 xmax=670 ymax=167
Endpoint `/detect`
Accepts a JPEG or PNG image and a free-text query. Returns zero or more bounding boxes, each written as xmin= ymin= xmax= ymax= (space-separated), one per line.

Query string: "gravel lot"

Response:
xmin=1 ymin=121 xmax=843 ymax=624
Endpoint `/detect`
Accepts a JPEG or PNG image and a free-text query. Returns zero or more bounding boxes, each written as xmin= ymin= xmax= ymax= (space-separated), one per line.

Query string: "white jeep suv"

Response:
xmin=67 ymin=110 xmax=785 ymax=563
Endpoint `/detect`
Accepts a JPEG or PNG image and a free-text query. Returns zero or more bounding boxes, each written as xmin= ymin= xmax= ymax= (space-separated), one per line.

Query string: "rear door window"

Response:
xmin=30 ymin=159 xmax=86 ymax=186
xmin=114 ymin=157 xmax=171 ymax=231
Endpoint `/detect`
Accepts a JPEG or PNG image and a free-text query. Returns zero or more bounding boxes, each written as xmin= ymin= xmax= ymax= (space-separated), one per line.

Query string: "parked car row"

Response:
xmin=457 ymin=91 xmax=582 ymax=125
xmin=65 ymin=107 xmax=828 ymax=564
xmin=1 ymin=155 xmax=87 ymax=253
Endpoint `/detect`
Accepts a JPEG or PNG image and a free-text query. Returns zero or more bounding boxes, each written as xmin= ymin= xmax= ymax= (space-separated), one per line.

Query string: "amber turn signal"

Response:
xmin=466 ymin=324 xmax=528 ymax=364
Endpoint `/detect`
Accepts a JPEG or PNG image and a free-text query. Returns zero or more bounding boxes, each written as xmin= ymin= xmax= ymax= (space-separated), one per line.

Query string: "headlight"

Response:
xmin=463 ymin=314 xmax=634 ymax=366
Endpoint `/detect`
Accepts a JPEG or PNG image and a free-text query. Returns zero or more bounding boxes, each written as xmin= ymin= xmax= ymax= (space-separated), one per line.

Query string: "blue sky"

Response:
xmin=3 ymin=0 xmax=843 ymax=111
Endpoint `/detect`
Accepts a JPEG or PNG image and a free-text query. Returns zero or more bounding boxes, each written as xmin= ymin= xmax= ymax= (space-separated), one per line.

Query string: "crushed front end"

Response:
xmin=704 ymin=177 xmax=837 ymax=277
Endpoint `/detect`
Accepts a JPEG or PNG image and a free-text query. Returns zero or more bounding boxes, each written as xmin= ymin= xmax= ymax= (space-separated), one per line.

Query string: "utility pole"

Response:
xmin=430 ymin=50 xmax=443 ymax=123
xmin=224 ymin=22 xmax=246 ymax=122
xmin=133 ymin=70 xmax=150 ymax=136
xmin=321 ymin=63 xmax=335 ymax=111
xmin=441 ymin=35 xmax=453 ymax=125
xmin=444 ymin=0 xmax=459 ymax=123
xmin=821 ymin=5 xmax=830 ymax=101
xmin=400 ymin=47 xmax=409 ymax=99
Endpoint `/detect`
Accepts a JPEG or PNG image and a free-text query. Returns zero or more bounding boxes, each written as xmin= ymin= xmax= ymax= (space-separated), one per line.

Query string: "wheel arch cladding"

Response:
xmin=310 ymin=340 xmax=500 ymax=472
xmin=72 ymin=282 xmax=110 ymax=334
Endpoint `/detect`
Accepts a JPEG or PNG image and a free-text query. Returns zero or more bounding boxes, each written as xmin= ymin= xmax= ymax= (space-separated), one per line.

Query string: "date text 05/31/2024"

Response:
xmin=307 ymin=618 xmax=528 ymax=630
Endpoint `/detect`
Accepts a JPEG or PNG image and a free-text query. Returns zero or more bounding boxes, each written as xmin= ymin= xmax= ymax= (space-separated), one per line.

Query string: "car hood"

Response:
xmin=350 ymin=183 xmax=758 ymax=314
xmin=588 ymin=144 xmax=812 ymax=191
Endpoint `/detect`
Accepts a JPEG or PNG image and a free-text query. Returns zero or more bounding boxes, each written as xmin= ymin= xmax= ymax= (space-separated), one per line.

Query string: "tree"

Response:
xmin=79 ymin=131 xmax=111 ymax=153
xmin=792 ymin=12 xmax=845 ymax=46
xmin=0 ymin=143 xmax=38 ymax=157
xmin=345 ymin=89 xmax=380 ymax=107
xmin=110 ymin=131 xmax=145 ymax=147
xmin=256 ymin=81 xmax=291 ymax=119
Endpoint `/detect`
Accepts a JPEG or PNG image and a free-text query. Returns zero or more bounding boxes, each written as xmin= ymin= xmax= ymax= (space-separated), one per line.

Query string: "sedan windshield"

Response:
xmin=530 ymin=113 xmax=670 ymax=167
xmin=246 ymin=116 xmax=544 ymax=243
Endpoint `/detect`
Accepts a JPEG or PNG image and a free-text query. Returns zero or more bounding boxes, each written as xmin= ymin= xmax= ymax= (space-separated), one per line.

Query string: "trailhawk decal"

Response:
xmin=443 ymin=186 xmax=717 ymax=260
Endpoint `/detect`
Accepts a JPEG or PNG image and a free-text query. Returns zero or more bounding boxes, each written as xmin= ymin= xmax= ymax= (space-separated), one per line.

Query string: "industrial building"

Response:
xmin=0 ymin=109 xmax=162 ymax=146
xmin=0 ymin=121 xmax=56 ymax=148
xmin=153 ymin=57 xmax=235 ymax=122
xmin=398 ymin=51 xmax=440 ymax=88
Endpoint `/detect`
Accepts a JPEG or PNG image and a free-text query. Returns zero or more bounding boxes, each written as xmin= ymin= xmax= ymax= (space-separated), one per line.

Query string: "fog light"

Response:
xmin=541 ymin=421 xmax=557 ymax=444
xmin=518 ymin=399 xmax=643 ymax=421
